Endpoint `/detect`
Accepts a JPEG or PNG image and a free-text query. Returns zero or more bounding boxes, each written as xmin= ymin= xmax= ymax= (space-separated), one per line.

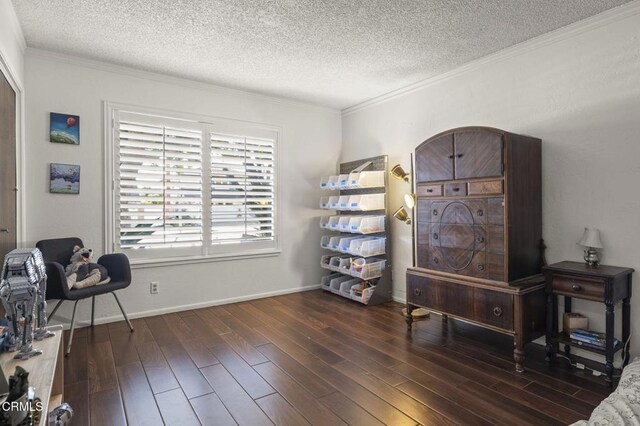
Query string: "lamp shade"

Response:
xmin=390 ymin=164 xmax=409 ymax=182
xmin=577 ymin=228 xmax=603 ymax=249
xmin=404 ymin=193 xmax=416 ymax=209
xmin=393 ymin=206 xmax=411 ymax=224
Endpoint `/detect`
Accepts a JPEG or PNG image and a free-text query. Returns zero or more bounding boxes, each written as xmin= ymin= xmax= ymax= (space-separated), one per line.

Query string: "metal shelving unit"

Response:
xmin=318 ymin=155 xmax=392 ymax=305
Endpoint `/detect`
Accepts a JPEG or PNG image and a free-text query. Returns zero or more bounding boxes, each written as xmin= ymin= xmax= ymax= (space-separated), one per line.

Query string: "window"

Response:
xmin=106 ymin=105 xmax=279 ymax=263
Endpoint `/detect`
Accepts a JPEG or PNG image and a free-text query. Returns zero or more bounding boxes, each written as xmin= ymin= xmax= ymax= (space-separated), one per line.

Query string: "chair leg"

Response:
xmin=91 ymin=296 xmax=96 ymax=327
xmin=112 ymin=292 xmax=134 ymax=332
xmin=66 ymin=300 xmax=79 ymax=356
xmin=48 ymin=300 xmax=64 ymax=322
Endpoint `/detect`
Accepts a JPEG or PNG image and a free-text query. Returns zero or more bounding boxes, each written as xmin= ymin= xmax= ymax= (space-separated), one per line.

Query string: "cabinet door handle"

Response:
xmin=0 ymin=228 xmax=8 ymax=233
xmin=478 ymin=263 xmax=485 ymax=271
xmin=477 ymin=209 xmax=484 ymax=217
xmin=433 ymin=257 xmax=439 ymax=264
xmin=433 ymin=233 xmax=439 ymax=240
xmin=448 ymin=154 xmax=455 ymax=159
xmin=452 ymin=187 xmax=460 ymax=192
xmin=493 ymin=307 xmax=503 ymax=317
xmin=432 ymin=209 xmax=438 ymax=216
xmin=427 ymin=189 xmax=433 ymax=193
xmin=476 ymin=236 xmax=484 ymax=243
xmin=456 ymin=154 xmax=463 ymax=158
xmin=572 ymin=283 xmax=583 ymax=291
xmin=414 ymin=288 xmax=422 ymax=296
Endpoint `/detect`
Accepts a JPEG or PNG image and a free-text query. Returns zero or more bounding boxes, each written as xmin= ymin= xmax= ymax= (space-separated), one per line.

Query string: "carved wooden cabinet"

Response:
xmin=406 ymin=126 xmax=546 ymax=372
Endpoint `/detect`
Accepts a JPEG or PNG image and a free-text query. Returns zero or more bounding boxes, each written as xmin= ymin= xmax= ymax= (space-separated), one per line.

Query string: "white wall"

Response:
xmin=24 ymin=51 xmax=341 ymax=325
xmin=342 ymin=7 xmax=640 ymax=363
xmin=0 ymin=0 xmax=25 ymax=86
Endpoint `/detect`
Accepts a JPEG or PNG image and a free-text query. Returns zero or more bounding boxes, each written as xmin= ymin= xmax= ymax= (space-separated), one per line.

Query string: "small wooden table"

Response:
xmin=0 ymin=325 xmax=64 ymax=425
xmin=543 ymin=261 xmax=634 ymax=383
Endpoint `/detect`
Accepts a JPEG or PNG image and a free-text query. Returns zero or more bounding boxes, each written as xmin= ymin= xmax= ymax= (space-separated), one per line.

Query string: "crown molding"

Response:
xmin=342 ymin=0 xmax=640 ymax=116
xmin=25 ymin=47 xmax=340 ymax=115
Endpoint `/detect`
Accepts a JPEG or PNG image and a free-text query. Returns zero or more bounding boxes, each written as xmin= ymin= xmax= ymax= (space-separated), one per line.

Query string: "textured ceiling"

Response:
xmin=11 ymin=0 xmax=632 ymax=109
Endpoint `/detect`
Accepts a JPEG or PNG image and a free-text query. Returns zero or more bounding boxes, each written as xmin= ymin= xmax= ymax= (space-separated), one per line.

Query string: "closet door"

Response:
xmin=0 ymin=71 xmax=16 ymax=260
xmin=454 ymin=131 xmax=503 ymax=179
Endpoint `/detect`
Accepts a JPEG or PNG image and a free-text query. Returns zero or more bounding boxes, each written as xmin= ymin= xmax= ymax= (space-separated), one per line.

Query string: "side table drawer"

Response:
xmin=551 ymin=274 xmax=605 ymax=301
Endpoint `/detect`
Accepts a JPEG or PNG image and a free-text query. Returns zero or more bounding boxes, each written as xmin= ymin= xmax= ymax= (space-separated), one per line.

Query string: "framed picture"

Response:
xmin=50 ymin=163 xmax=80 ymax=194
xmin=50 ymin=112 xmax=80 ymax=145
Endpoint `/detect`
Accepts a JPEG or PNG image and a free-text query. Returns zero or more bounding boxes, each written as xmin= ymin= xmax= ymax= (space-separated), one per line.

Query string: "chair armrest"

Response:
xmin=98 ymin=253 xmax=131 ymax=284
xmin=44 ymin=262 xmax=71 ymax=300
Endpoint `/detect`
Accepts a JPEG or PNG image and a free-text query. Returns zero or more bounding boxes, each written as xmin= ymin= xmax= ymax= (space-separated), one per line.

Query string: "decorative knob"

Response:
xmin=452 ymin=187 xmax=460 ymax=192
xmin=433 ymin=209 xmax=438 ymax=216
xmin=456 ymin=154 xmax=463 ymax=158
xmin=477 ymin=209 xmax=484 ymax=217
xmin=493 ymin=307 xmax=503 ymax=317
xmin=433 ymin=233 xmax=439 ymax=240
xmin=448 ymin=154 xmax=455 ymax=159
xmin=476 ymin=236 xmax=484 ymax=243
xmin=572 ymin=283 xmax=582 ymax=291
xmin=427 ymin=188 xmax=433 ymax=193
xmin=478 ymin=263 xmax=485 ymax=271
xmin=414 ymin=288 xmax=422 ymax=296
xmin=433 ymin=257 xmax=439 ymax=264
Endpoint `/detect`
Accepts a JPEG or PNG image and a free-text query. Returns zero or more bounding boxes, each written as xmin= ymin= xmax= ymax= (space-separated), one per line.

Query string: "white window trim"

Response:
xmin=103 ymin=101 xmax=282 ymax=267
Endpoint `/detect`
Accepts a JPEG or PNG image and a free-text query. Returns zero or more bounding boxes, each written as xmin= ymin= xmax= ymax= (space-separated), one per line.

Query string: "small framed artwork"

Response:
xmin=50 ymin=112 xmax=80 ymax=145
xmin=50 ymin=163 xmax=80 ymax=194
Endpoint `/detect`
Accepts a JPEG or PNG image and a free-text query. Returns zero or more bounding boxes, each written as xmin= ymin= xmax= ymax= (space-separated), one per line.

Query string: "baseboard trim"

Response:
xmin=49 ymin=284 xmax=322 ymax=330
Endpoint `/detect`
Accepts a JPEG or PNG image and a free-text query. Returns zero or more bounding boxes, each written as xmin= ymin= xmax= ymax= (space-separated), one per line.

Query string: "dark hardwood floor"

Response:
xmin=62 ymin=290 xmax=610 ymax=425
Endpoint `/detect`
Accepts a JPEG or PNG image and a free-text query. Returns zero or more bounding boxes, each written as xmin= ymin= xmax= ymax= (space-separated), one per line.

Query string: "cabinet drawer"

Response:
xmin=474 ymin=288 xmax=514 ymax=331
xmin=444 ymin=182 xmax=467 ymax=197
xmin=406 ymin=273 xmax=473 ymax=318
xmin=468 ymin=180 xmax=503 ymax=196
xmin=417 ymin=184 xmax=443 ymax=197
xmin=551 ymin=274 xmax=605 ymax=301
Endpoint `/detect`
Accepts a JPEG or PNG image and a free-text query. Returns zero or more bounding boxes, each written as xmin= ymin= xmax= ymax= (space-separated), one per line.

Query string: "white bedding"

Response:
xmin=573 ymin=358 xmax=640 ymax=425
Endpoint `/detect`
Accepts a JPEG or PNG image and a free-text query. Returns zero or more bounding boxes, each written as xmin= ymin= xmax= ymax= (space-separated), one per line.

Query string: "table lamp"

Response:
xmin=577 ymin=228 xmax=603 ymax=267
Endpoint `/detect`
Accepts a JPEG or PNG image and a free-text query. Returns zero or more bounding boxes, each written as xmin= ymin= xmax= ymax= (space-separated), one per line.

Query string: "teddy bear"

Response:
xmin=65 ymin=245 xmax=110 ymax=289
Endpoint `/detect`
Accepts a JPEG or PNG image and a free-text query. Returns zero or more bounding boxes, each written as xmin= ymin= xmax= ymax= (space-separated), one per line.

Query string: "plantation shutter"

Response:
xmin=210 ymin=133 xmax=275 ymax=244
xmin=116 ymin=112 xmax=203 ymax=253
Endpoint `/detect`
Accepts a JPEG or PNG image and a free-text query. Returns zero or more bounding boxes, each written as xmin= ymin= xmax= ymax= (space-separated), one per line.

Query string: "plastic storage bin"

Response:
xmin=347 ymin=194 xmax=385 ymax=211
xmin=338 ymin=216 xmax=353 ymax=232
xmin=351 ymin=284 xmax=376 ymax=304
xmin=321 ymin=273 xmax=342 ymax=291
xmin=340 ymin=278 xmax=361 ymax=297
xmin=320 ymin=235 xmax=333 ymax=249
xmin=349 ymin=257 xmax=386 ymax=279
xmin=337 ymin=195 xmax=351 ymax=210
xmin=329 ymin=196 xmax=340 ymax=209
xmin=320 ymin=255 xmax=332 ymax=269
xmin=347 ymin=171 xmax=385 ymax=189
xmin=349 ymin=215 xmax=385 ymax=234
xmin=320 ymin=176 xmax=330 ymax=190
xmin=319 ymin=216 xmax=330 ymax=229
xmin=327 ymin=175 xmax=340 ymax=190
xmin=337 ymin=236 xmax=366 ymax=253
xmin=347 ymin=236 xmax=386 ymax=257
xmin=329 ymin=275 xmax=353 ymax=294
xmin=327 ymin=216 xmax=341 ymax=230
xmin=337 ymin=174 xmax=350 ymax=189
xmin=328 ymin=255 xmax=351 ymax=272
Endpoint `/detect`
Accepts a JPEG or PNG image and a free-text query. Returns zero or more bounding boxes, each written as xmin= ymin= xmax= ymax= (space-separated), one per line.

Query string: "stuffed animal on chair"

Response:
xmin=65 ymin=245 xmax=110 ymax=289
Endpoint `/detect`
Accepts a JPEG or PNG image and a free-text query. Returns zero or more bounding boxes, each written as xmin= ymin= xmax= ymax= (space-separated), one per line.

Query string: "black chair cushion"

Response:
xmin=63 ymin=279 xmax=130 ymax=300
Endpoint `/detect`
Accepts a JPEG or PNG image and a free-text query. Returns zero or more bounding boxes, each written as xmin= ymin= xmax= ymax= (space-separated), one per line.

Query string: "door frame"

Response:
xmin=0 ymin=51 xmax=25 ymax=248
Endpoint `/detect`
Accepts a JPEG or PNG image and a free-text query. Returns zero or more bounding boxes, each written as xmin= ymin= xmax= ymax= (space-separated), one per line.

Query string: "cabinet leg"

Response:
xmin=442 ymin=314 xmax=448 ymax=323
xmin=623 ymin=296 xmax=631 ymax=367
xmin=404 ymin=305 xmax=414 ymax=331
xmin=605 ymin=361 xmax=614 ymax=385
xmin=605 ymin=303 xmax=615 ymax=384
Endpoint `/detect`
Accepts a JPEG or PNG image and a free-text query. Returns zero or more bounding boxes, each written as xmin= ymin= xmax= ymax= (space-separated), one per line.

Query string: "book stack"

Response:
xmin=570 ymin=328 xmax=618 ymax=351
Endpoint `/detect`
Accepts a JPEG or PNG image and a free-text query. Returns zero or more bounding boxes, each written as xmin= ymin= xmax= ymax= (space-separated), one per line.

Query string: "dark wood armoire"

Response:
xmin=405 ymin=126 xmax=546 ymax=372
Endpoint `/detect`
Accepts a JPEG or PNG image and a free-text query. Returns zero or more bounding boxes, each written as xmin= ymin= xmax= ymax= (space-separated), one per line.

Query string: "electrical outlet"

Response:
xmin=150 ymin=281 xmax=159 ymax=294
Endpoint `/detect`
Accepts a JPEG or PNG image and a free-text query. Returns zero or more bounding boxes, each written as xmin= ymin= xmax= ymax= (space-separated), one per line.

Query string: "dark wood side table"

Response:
xmin=543 ymin=261 xmax=634 ymax=383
